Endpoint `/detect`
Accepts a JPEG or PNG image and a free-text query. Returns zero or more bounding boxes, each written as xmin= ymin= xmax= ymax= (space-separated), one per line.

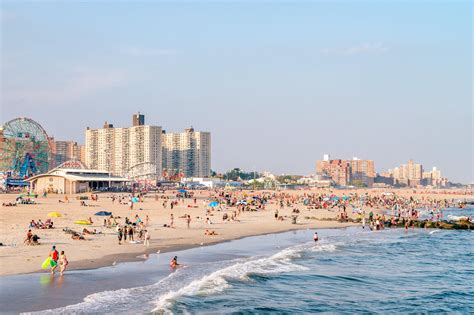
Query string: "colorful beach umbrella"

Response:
xmin=178 ymin=189 xmax=187 ymax=193
xmin=95 ymin=211 xmax=112 ymax=216
xmin=47 ymin=212 xmax=62 ymax=218
xmin=208 ymin=201 xmax=219 ymax=207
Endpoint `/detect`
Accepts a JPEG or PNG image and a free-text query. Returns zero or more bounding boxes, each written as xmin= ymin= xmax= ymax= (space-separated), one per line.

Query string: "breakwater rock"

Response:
xmin=305 ymin=217 xmax=472 ymax=230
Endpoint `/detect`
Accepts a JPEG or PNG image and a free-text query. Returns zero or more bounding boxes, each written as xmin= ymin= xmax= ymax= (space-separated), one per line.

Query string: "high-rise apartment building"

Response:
xmin=388 ymin=159 xmax=424 ymax=187
xmin=85 ymin=114 xmax=162 ymax=178
xmin=133 ymin=112 xmax=145 ymax=127
xmin=422 ymin=167 xmax=447 ymax=187
xmin=349 ymin=157 xmax=375 ymax=187
xmin=316 ymin=159 xmax=351 ymax=186
xmin=162 ymin=127 xmax=211 ymax=178
xmin=316 ymin=155 xmax=375 ymax=187
xmin=50 ymin=139 xmax=85 ymax=167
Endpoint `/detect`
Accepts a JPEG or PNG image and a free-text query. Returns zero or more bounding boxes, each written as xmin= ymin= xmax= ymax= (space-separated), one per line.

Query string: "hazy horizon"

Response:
xmin=1 ymin=2 xmax=472 ymax=183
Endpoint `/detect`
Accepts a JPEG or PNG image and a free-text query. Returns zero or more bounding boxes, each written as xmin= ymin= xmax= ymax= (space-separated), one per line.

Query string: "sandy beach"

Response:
xmin=0 ymin=188 xmax=471 ymax=276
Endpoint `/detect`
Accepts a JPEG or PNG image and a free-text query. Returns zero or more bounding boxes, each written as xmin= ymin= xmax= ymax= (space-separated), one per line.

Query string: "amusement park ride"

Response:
xmin=0 ymin=118 xmax=52 ymax=187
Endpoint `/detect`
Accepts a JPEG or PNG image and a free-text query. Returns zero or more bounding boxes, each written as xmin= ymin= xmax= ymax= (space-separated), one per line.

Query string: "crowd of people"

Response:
xmin=29 ymin=219 xmax=54 ymax=229
xmin=116 ymin=214 xmax=150 ymax=246
xmin=3 ymin=187 xmax=470 ymax=277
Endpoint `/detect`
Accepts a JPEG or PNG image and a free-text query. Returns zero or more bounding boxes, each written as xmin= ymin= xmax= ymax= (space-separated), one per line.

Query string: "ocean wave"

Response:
xmin=311 ymin=243 xmax=337 ymax=252
xmin=152 ymin=245 xmax=314 ymax=312
xmin=29 ymin=241 xmax=338 ymax=315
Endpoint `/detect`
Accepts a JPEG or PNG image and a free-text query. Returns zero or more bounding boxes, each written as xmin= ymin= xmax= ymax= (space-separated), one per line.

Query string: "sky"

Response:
xmin=0 ymin=1 xmax=472 ymax=183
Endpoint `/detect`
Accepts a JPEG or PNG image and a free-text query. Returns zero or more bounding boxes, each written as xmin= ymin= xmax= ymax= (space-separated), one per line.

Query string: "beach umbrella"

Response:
xmin=132 ymin=197 xmax=139 ymax=203
xmin=208 ymin=201 xmax=219 ymax=207
xmin=178 ymin=189 xmax=187 ymax=193
xmin=95 ymin=211 xmax=112 ymax=216
xmin=47 ymin=212 xmax=62 ymax=218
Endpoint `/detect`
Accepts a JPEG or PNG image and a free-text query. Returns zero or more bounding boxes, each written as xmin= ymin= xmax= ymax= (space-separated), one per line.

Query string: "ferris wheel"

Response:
xmin=0 ymin=117 xmax=52 ymax=178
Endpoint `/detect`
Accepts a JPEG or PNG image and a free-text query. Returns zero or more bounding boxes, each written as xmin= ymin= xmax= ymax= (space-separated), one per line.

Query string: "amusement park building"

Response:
xmin=26 ymin=162 xmax=129 ymax=194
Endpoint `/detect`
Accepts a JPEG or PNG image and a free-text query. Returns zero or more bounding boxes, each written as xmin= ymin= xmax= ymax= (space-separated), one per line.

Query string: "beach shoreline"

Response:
xmin=1 ymin=188 xmax=471 ymax=277
xmin=0 ymin=226 xmax=363 ymax=313
xmin=6 ymin=219 xmax=358 ymax=276
xmin=35 ymin=222 xmax=357 ymax=276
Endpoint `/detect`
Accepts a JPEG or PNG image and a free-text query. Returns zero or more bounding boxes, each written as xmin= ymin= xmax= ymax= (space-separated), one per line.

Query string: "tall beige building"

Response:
xmin=85 ymin=115 xmax=162 ymax=178
xmin=388 ymin=159 xmax=424 ymax=187
xmin=162 ymin=127 xmax=211 ymax=178
xmin=50 ymin=139 xmax=85 ymax=167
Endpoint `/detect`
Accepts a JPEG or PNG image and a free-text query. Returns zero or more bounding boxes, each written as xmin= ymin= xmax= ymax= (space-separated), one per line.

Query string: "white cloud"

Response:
xmin=320 ymin=42 xmax=389 ymax=56
xmin=121 ymin=47 xmax=177 ymax=57
xmin=2 ymin=68 xmax=127 ymax=106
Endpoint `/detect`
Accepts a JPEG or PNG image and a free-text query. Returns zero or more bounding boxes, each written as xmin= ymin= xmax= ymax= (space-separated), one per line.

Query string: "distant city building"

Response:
xmin=349 ymin=157 xmax=375 ymax=187
xmin=374 ymin=172 xmax=394 ymax=186
xmin=133 ymin=112 xmax=145 ymax=127
xmin=316 ymin=158 xmax=351 ymax=186
xmin=422 ymin=166 xmax=448 ymax=187
xmin=316 ymin=155 xmax=375 ymax=187
xmin=85 ymin=113 xmax=162 ymax=179
xmin=50 ymin=139 xmax=85 ymax=167
xmin=162 ymin=127 xmax=211 ymax=178
xmin=387 ymin=160 xmax=448 ymax=187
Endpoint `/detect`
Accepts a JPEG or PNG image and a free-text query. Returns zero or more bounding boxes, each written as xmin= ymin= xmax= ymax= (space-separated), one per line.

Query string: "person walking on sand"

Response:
xmin=59 ymin=251 xmax=68 ymax=276
xmin=186 ymin=215 xmax=191 ymax=229
xmin=128 ymin=226 xmax=134 ymax=241
xmin=118 ymin=227 xmax=123 ymax=245
xmin=170 ymin=214 xmax=174 ymax=228
xmin=144 ymin=230 xmax=150 ymax=246
xmin=49 ymin=245 xmax=59 ymax=274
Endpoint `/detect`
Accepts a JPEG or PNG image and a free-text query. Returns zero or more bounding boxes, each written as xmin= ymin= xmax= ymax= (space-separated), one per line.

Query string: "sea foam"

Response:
xmin=29 ymin=241 xmax=335 ymax=315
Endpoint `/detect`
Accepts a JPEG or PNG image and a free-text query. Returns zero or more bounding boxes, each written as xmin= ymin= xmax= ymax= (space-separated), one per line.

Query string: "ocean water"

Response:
xmin=5 ymin=207 xmax=473 ymax=314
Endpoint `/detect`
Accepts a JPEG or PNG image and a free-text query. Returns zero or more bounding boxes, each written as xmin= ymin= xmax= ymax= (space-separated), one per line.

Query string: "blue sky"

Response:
xmin=1 ymin=1 xmax=472 ymax=182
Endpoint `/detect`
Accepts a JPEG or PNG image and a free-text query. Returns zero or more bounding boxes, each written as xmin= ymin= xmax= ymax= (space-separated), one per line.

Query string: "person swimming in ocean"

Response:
xmin=313 ymin=232 xmax=319 ymax=242
xmin=170 ymin=256 xmax=179 ymax=268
